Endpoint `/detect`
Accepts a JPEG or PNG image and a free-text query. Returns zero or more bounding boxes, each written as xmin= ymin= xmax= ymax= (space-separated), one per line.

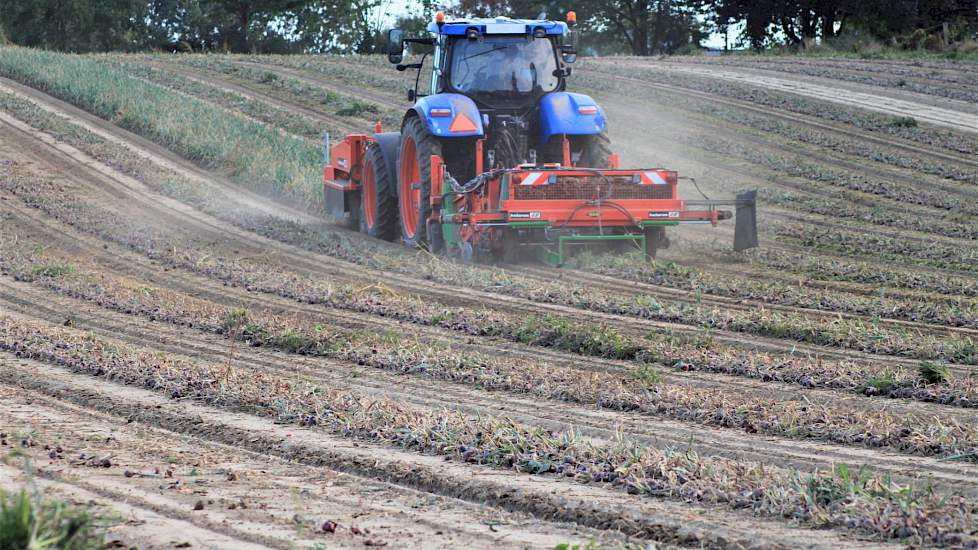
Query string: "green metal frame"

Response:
xmin=638 ymin=220 xmax=680 ymax=227
xmin=539 ymin=234 xmax=646 ymax=267
xmin=442 ymin=213 xmax=669 ymax=266
xmin=440 ymin=180 xmax=460 ymax=250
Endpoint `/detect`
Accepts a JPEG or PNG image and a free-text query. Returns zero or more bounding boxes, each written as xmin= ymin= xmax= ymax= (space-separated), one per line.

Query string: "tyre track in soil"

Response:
xmin=608 ymin=59 xmax=978 ymax=114
xmin=675 ymin=58 xmax=978 ymax=89
xmin=683 ymin=59 xmax=978 ymax=101
xmin=0 ymin=464 xmax=274 ymax=550
xmin=128 ymin=62 xmax=978 ymax=340
xmin=4 ymin=249 xmax=978 ymax=503
xmin=1 ymin=356 xmax=896 ymax=550
xmin=1 ymin=78 xmax=970 ymax=380
xmin=0 ymin=383 xmax=605 ymax=550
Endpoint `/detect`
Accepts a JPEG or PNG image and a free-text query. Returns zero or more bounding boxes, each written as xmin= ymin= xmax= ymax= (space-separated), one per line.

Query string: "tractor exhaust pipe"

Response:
xmin=734 ymin=190 xmax=759 ymax=252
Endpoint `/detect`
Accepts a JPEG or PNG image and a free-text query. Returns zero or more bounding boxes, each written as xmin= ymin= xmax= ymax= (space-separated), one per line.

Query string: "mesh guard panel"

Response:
xmin=512 ymin=176 xmax=674 ymax=201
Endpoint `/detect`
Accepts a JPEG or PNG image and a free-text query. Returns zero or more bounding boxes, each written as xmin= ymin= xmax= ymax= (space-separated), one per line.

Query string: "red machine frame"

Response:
xmin=324 ymin=130 xmax=750 ymax=264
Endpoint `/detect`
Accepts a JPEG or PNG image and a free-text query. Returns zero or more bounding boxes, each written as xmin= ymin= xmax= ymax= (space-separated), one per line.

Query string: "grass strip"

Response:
xmin=0 ymin=46 xmax=322 ymax=206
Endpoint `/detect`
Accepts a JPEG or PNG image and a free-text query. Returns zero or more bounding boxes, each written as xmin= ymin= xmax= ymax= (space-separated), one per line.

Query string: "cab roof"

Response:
xmin=426 ymin=17 xmax=568 ymax=36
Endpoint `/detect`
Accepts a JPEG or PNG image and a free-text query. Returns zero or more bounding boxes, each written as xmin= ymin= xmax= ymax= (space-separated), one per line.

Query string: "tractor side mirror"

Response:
xmin=387 ymin=29 xmax=405 ymax=64
xmin=561 ymin=29 xmax=579 ymax=64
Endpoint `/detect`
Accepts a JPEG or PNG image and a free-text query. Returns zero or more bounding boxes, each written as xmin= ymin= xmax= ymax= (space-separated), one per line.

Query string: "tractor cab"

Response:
xmin=446 ymin=33 xmax=562 ymax=100
xmin=388 ymin=15 xmax=577 ymax=105
xmin=386 ymin=14 xmax=606 ymax=180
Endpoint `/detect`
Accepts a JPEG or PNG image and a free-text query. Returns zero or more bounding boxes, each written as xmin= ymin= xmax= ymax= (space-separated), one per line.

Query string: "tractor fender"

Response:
xmin=538 ymin=92 xmax=607 ymax=144
xmin=408 ymin=93 xmax=484 ymax=138
xmin=372 ymin=132 xmax=400 ymax=184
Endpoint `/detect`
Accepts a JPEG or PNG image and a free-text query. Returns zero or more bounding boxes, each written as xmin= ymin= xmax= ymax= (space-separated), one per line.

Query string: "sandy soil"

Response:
xmin=1 ymin=52 xmax=976 ymax=548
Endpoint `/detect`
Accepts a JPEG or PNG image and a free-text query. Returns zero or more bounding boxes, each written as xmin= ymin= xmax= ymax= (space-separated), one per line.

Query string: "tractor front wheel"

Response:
xmin=359 ymin=142 xmax=399 ymax=240
xmin=397 ymin=117 xmax=442 ymax=249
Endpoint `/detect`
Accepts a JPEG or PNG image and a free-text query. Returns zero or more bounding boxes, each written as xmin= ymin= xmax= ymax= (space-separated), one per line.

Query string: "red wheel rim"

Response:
xmin=399 ymin=136 xmax=420 ymax=238
xmin=362 ymin=158 xmax=377 ymax=228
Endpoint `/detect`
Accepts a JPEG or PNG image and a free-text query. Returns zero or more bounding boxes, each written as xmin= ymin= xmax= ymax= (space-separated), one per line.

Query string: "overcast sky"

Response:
xmin=371 ymin=1 xmax=731 ymax=49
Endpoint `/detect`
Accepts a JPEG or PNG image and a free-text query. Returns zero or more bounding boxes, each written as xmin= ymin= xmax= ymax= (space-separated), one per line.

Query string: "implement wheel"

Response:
xmin=644 ymin=226 xmax=670 ymax=260
xmin=359 ymin=142 xmax=399 ymax=240
xmin=397 ymin=117 xmax=442 ymax=249
xmin=500 ymin=229 xmax=521 ymax=264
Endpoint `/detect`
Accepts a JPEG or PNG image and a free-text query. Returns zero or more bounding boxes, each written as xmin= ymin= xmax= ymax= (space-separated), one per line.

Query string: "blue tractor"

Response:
xmin=323 ymin=12 xmax=757 ymax=264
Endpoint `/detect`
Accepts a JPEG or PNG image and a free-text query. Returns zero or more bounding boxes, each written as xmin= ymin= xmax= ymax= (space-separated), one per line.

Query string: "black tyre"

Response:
xmin=579 ymin=132 xmax=613 ymax=168
xmin=644 ymin=226 xmax=670 ymax=260
xmin=397 ymin=117 xmax=442 ymax=248
xmin=358 ymin=142 xmax=399 ymax=240
xmin=541 ymin=132 xmax=613 ymax=168
xmin=500 ymin=229 xmax=521 ymax=264
xmin=322 ymin=186 xmax=359 ymax=230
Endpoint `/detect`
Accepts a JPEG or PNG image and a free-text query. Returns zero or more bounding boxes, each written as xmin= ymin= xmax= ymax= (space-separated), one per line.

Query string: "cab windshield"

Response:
xmin=449 ymin=36 xmax=559 ymax=94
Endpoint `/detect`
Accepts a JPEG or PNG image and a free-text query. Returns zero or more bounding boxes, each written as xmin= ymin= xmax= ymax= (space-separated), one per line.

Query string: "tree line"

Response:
xmin=0 ymin=0 xmax=975 ymax=55
xmin=0 ymin=0 xmax=380 ymax=53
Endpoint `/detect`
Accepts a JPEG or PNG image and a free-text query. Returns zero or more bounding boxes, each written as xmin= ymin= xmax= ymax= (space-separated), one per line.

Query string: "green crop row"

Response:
xmin=0 ymin=46 xmax=322 ymax=207
xmin=163 ymin=54 xmax=401 ymax=128
xmin=97 ymin=58 xmax=331 ymax=141
xmin=2 ymin=314 xmax=976 ymax=546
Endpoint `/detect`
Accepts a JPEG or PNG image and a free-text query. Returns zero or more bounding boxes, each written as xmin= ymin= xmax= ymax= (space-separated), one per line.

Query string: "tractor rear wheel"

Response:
xmin=542 ymin=133 xmax=613 ymax=168
xmin=359 ymin=142 xmax=399 ymax=240
xmin=397 ymin=117 xmax=442 ymax=249
xmin=579 ymin=132 xmax=613 ymax=168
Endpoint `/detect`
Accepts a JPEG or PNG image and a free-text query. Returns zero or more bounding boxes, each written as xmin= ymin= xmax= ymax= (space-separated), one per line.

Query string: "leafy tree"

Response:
xmin=590 ymin=0 xmax=706 ymax=55
xmin=293 ymin=0 xmax=381 ymax=53
xmin=455 ymin=0 xmax=705 ymax=55
xmin=701 ymin=0 xmax=978 ymax=50
xmin=207 ymin=0 xmax=314 ymax=52
xmin=0 ymin=0 xmax=152 ymax=52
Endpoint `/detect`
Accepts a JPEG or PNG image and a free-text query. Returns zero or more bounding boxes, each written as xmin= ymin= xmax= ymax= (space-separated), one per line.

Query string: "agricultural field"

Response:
xmin=0 ymin=44 xmax=976 ymax=548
